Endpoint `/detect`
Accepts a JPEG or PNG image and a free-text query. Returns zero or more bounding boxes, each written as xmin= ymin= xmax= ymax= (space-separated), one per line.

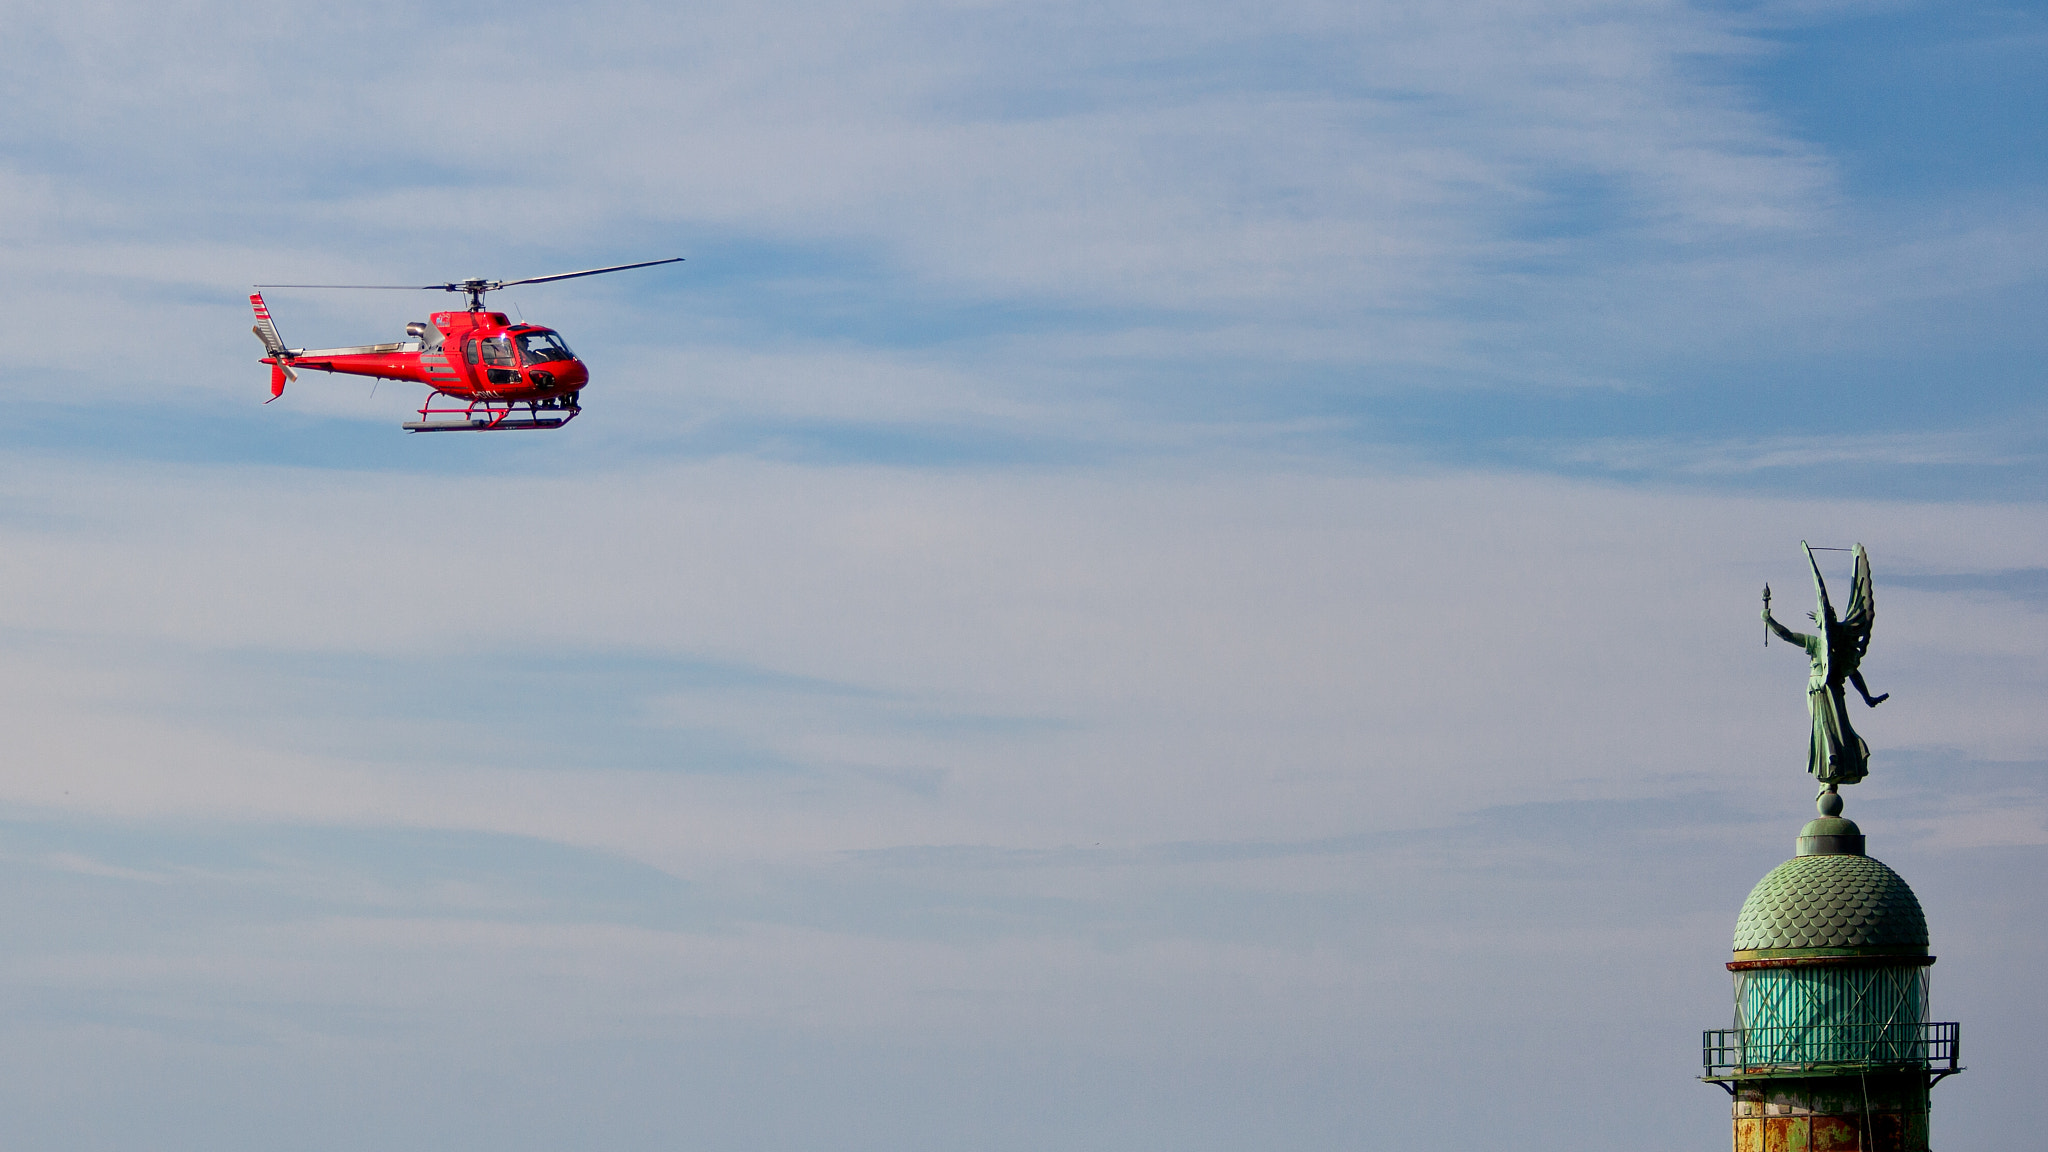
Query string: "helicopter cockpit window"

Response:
xmin=515 ymin=330 xmax=575 ymax=364
xmin=479 ymin=336 xmax=517 ymax=368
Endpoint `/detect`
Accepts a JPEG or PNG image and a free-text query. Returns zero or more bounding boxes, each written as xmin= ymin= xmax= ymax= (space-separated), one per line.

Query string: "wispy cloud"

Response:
xmin=0 ymin=0 xmax=1896 ymax=399
xmin=1553 ymin=430 xmax=2039 ymax=475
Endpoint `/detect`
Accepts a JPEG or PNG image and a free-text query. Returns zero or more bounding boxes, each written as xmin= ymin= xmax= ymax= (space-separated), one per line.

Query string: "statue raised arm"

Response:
xmin=1761 ymin=542 xmax=1888 ymax=788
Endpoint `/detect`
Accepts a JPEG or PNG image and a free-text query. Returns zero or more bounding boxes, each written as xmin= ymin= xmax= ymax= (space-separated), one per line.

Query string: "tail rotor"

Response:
xmin=249 ymin=292 xmax=298 ymax=400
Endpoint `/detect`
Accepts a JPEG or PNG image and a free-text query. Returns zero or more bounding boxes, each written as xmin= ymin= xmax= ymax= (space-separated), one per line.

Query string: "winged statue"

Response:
xmin=1762 ymin=542 xmax=1888 ymax=788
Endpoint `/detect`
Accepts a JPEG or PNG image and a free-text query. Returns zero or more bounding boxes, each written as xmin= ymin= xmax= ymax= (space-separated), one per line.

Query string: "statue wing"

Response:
xmin=1802 ymin=540 xmax=1835 ymax=621
xmin=1843 ymin=543 xmax=1876 ymax=654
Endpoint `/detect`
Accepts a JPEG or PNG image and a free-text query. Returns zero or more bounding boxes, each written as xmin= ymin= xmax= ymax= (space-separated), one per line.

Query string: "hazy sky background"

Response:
xmin=0 ymin=0 xmax=2043 ymax=1148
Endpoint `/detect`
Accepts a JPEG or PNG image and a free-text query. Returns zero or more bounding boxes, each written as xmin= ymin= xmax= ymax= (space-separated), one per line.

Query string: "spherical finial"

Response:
xmin=1818 ymin=789 xmax=1844 ymax=817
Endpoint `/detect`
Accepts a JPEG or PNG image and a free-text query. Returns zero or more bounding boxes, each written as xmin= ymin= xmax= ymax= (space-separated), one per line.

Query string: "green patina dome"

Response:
xmin=1732 ymin=852 xmax=1927 ymax=957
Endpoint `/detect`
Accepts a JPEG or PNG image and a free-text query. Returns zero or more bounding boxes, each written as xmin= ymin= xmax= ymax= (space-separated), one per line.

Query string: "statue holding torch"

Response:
xmin=1761 ymin=542 xmax=1890 ymax=789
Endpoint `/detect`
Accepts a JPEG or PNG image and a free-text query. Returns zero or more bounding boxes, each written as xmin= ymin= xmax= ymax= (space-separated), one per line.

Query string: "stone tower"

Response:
xmin=1701 ymin=797 xmax=1961 ymax=1151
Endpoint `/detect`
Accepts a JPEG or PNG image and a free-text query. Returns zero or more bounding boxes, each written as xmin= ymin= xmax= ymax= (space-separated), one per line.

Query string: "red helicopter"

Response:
xmin=250 ymin=258 xmax=682 ymax=431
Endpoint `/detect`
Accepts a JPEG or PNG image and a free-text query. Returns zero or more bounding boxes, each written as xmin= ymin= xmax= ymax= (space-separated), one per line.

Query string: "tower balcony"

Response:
xmin=1702 ymin=1021 xmax=1961 ymax=1083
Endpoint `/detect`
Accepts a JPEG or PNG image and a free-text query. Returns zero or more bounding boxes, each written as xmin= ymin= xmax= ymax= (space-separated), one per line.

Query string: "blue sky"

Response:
xmin=0 ymin=0 xmax=2044 ymax=1148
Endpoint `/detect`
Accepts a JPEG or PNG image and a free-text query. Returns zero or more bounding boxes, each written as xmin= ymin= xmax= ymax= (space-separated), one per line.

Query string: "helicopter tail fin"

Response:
xmin=250 ymin=292 xmax=297 ymax=400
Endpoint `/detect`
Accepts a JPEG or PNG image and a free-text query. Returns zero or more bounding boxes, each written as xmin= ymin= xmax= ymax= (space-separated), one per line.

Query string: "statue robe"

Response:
xmin=1784 ymin=626 xmax=1869 ymax=785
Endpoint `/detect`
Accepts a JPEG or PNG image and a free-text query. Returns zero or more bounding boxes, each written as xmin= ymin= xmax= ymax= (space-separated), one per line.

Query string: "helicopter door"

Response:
xmin=476 ymin=335 xmax=520 ymax=386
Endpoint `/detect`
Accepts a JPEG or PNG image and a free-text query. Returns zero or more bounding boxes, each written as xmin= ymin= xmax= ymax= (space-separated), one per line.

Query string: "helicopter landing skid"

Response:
xmin=403 ymin=395 xmax=580 ymax=433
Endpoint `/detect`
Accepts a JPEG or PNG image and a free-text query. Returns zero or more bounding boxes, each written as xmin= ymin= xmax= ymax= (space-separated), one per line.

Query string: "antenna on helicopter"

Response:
xmin=257 ymin=257 xmax=684 ymax=311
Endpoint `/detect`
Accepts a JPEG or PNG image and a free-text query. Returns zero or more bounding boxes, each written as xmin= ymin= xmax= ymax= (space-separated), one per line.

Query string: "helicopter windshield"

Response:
xmin=515 ymin=330 xmax=576 ymax=364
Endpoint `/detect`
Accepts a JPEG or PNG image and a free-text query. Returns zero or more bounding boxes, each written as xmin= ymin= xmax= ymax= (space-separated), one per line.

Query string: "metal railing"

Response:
xmin=1703 ymin=1021 xmax=1959 ymax=1078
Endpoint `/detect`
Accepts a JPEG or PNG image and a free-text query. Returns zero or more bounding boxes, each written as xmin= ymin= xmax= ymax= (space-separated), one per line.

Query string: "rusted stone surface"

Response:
xmin=1762 ymin=1115 xmax=1808 ymax=1152
xmin=1810 ymin=1115 xmax=1862 ymax=1150
xmin=1729 ymin=1075 xmax=1929 ymax=1152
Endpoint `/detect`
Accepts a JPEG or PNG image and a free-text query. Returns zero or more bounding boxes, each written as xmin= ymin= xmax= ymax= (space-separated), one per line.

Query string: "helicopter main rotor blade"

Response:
xmin=253 ymin=283 xmax=447 ymax=290
xmin=494 ymin=258 xmax=684 ymax=290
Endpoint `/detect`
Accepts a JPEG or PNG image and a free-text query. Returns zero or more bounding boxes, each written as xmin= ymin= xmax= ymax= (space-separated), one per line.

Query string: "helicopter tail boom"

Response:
xmin=249 ymin=292 xmax=298 ymax=400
